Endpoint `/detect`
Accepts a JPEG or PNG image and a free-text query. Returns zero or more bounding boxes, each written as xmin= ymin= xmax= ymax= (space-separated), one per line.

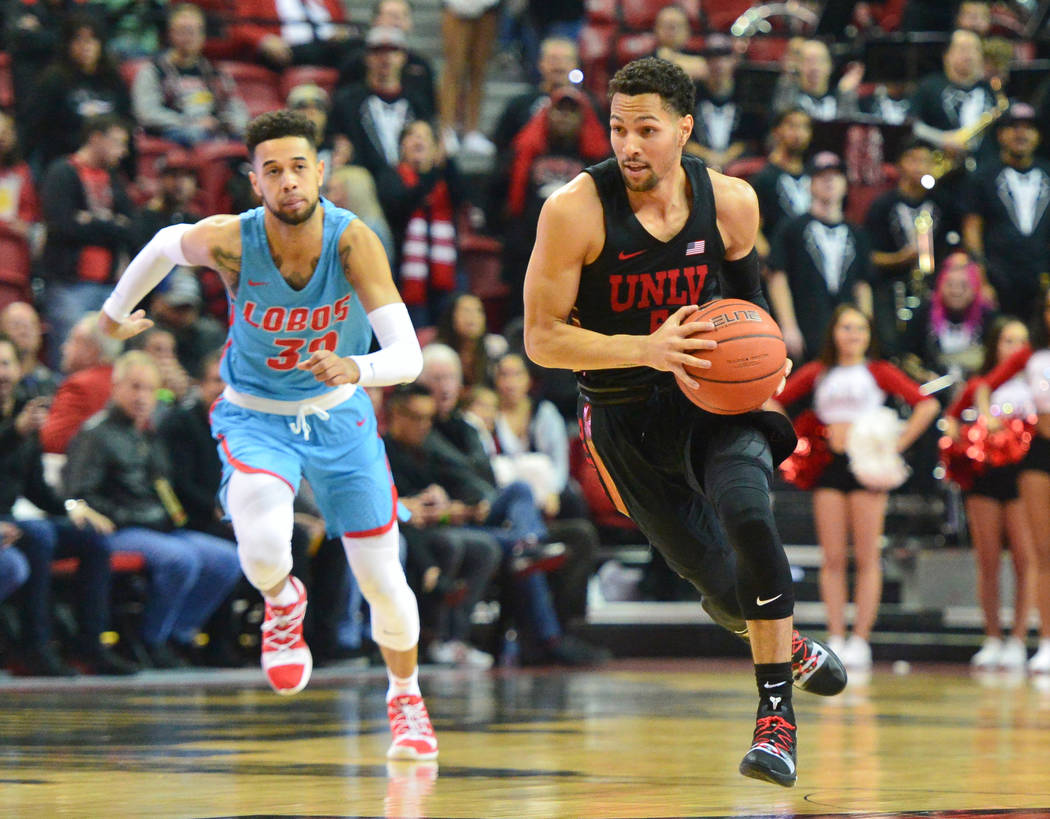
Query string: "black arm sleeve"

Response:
xmin=721 ymin=248 xmax=770 ymax=313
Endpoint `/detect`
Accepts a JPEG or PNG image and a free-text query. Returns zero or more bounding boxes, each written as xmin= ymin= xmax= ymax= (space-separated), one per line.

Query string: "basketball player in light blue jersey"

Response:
xmin=98 ymin=111 xmax=437 ymax=761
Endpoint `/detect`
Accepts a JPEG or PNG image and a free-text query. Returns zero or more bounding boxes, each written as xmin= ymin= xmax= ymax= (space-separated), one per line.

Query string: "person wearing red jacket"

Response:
xmin=944 ymin=316 xmax=1039 ymax=670
xmin=230 ymin=0 xmax=358 ymax=68
xmin=969 ymin=285 xmax=1050 ymax=672
xmin=40 ymin=312 xmax=122 ymax=454
xmin=771 ymin=304 xmax=939 ymax=671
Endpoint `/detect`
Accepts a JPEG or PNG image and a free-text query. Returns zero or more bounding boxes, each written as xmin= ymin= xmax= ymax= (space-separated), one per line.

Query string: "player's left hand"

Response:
xmin=297 ymin=349 xmax=361 ymax=386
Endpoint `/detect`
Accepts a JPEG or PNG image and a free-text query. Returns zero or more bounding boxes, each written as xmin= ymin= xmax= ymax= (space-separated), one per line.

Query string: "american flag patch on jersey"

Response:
xmin=685 ymin=240 xmax=705 ymax=255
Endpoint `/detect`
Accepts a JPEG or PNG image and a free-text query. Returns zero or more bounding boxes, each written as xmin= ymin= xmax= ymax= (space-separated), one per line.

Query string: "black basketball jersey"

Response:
xmin=575 ymin=154 xmax=725 ymax=391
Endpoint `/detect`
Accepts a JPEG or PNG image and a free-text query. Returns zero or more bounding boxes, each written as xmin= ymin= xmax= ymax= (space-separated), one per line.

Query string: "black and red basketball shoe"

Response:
xmin=791 ymin=630 xmax=847 ymax=696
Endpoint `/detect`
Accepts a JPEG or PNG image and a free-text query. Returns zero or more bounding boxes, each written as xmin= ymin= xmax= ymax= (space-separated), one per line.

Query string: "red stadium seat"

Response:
xmin=723 ymin=156 xmax=767 ymax=182
xmin=0 ymin=52 xmax=12 ymax=109
xmin=52 ymin=552 xmax=147 ymax=578
xmin=584 ymin=0 xmax=618 ymax=26
xmin=192 ymin=140 xmax=250 ymax=215
xmin=745 ymin=36 xmax=790 ymax=64
xmin=846 ymin=163 xmax=899 ymax=226
xmin=578 ymin=22 xmax=616 ymax=98
xmin=135 ymin=133 xmax=183 ymax=181
xmin=615 ymin=32 xmax=657 ymax=68
xmin=459 ymin=231 xmax=508 ymax=334
xmin=216 ymin=61 xmax=282 ymax=118
xmin=0 ymin=223 xmax=32 ymax=311
xmin=704 ymin=0 xmax=753 ymax=31
xmin=279 ymin=65 xmax=339 ymax=101
xmin=620 ymin=0 xmax=661 ymax=31
xmin=119 ymin=57 xmax=150 ymax=89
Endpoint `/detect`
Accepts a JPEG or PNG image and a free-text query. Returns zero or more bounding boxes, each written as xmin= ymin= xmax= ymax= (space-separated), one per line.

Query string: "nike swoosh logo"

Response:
xmin=756 ymin=593 xmax=783 ymax=606
xmin=763 ymin=681 xmax=786 ymax=689
xmin=618 ymin=249 xmax=646 ymax=260
xmin=247 ymin=279 xmax=267 ymax=286
xmin=356 ymin=419 xmax=365 ymax=426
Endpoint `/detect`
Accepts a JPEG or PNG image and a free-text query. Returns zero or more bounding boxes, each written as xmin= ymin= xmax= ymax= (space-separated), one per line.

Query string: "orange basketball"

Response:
xmin=674 ymin=298 xmax=787 ymax=415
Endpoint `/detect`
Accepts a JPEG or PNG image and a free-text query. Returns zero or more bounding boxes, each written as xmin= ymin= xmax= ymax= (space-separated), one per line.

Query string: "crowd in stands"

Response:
xmin=4 ymin=0 xmax=1050 ymax=676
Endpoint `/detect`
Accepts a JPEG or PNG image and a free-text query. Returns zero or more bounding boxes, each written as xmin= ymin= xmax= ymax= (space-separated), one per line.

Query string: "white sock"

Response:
xmin=387 ymin=667 xmax=421 ymax=701
xmin=265 ymin=577 xmax=299 ymax=607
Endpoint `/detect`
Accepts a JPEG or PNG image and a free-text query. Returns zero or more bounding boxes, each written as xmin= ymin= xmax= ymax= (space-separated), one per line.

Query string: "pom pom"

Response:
xmin=846 ymin=407 xmax=910 ymax=491
xmin=779 ymin=411 xmax=832 ymax=489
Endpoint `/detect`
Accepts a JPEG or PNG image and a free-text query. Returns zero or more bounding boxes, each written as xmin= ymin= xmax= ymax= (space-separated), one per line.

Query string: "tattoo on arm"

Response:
xmin=211 ymin=246 xmax=242 ymax=291
xmin=339 ymin=243 xmax=352 ymax=281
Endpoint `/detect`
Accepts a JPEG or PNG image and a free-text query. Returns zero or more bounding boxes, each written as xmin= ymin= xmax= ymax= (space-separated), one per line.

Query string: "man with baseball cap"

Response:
xmin=963 ymin=102 xmax=1050 ymax=317
xmin=767 ymin=151 xmax=874 ymax=360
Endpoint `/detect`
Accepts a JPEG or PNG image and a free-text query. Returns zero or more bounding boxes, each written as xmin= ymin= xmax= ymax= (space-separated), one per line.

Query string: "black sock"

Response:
xmin=755 ymin=661 xmax=793 ymax=715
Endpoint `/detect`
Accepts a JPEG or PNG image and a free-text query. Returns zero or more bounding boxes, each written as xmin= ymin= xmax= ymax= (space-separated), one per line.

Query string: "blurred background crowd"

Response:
xmin=3 ymin=0 xmax=1050 ymax=678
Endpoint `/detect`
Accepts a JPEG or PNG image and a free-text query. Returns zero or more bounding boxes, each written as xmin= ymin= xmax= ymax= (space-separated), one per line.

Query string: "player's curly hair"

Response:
xmin=607 ymin=57 xmax=695 ymax=118
xmin=245 ymin=110 xmax=319 ymax=156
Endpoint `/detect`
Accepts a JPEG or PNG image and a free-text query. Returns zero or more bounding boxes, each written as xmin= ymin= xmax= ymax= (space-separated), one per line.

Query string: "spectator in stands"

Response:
xmin=337 ymin=0 xmax=436 ymax=116
xmin=962 ymin=103 xmax=1050 ymax=320
xmin=491 ymin=36 xmax=587 ymax=156
xmin=39 ymin=114 xmax=134 ymax=364
xmin=435 ymin=292 xmax=507 ymax=386
xmin=146 ymin=270 xmax=225 ymax=378
xmin=911 ymin=29 xmax=999 ymax=174
xmin=0 ymin=332 xmax=136 ymax=676
xmin=0 ymin=303 xmax=58 ymax=398
xmin=768 ymin=151 xmax=873 ymax=361
xmin=326 ymin=165 xmax=395 ymax=260
xmin=422 ymin=344 xmax=599 ymax=629
xmin=773 ymin=39 xmax=863 ymax=122
xmin=131 ymin=150 xmax=202 ymax=252
xmin=41 ymin=311 xmax=122 ymax=454
xmin=865 ymin=139 xmax=960 ymax=356
xmin=902 ymin=251 xmax=996 ymax=384
xmin=772 ymin=305 xmax=939 ymax=671
xmin=230 ymin=0 xmax=359 ymax=68
xmin=859 ymin=80 xmax=913 ymax=125
xmin=63 ymin=350 xmax=242 ymax=668
xmin=956 ymin=0 xmax=992 ymax=36
xmin=328 ymin=25 xmax=435 ymax=176
xmin=944 ymin=315 xmax=1038 ymax=671
xmin=29 ymin=15 xmax=133 ymax=172
xmin=649 ymin=4 xmax=706 ymax=82
xmin=525 ymin=0 xmax=584 ymax=71
xmin=377 ymin=119 xmax=468 ymax=328
xmin=500 ymin=84 xmax=609 ymax=319
xmin=751 ymin=108 xmax=813 ymax=259
xmin=131 ymin=3 xmax=249 ymax=147
xmin=0 ymin=110 xmax=43 ymax=257
xmin=687 ymin=34 xmax=763 ymax=173
xmin=4 ymin=0 xmax=103 ymax=144
xmin=286 ymin=83 xmax=351 ymax=188
xmin=438 ymin=0 xmax=499 ymax=157
xmin=102 ymin=0 xmax=169 ymax=59
xmin=130 ymin=325 xmax=191 ymax=407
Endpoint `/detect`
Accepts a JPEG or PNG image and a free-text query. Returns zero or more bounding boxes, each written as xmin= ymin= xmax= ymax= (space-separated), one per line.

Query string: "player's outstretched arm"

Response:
xmin=98 ymin=215 xmax=242 ymax=339
xmin=523 ymin=175 xmax=716 ymax=383
xmin=297 ymin=218 xmax=422 ymax=388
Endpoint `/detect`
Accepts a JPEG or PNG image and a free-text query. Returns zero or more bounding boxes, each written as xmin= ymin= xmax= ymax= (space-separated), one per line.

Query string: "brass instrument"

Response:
xmin=930 ymin=78 xmax=1009 ymax=179
xmin=895 ymin=207 xmax=935 ymax=332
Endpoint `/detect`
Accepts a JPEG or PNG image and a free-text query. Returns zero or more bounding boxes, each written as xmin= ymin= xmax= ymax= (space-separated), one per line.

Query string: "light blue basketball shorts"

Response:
xmin=211 ymin=385 xmax=396 ymax=538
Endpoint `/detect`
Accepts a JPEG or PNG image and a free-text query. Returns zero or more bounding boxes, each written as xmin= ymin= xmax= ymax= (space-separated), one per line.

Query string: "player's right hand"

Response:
xmin=98 ymin=308 xmax=155 ymax=340
xmin=643 ymin=304 xmax=717 ymax=390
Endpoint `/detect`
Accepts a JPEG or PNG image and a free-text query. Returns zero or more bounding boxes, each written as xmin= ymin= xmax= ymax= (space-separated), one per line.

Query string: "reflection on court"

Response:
xmin=1 ymin=659 xmax=1049 ymax=818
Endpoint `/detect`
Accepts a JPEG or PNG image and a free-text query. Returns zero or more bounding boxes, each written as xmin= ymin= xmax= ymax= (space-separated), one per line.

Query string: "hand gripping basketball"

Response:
xmin=674 ymin=299 xmax=788 ymax=415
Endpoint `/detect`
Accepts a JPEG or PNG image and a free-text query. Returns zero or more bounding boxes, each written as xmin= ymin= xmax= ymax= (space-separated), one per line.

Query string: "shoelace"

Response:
xmin=753 ymin=715 xmax=796 ymax=754
xmin=390 ymin=697 xmax=434 ymax=737
xmin=262 ymin=598 xmax=307 ymax=652
xmin=288 ymin=404 xmax=331 ymax=441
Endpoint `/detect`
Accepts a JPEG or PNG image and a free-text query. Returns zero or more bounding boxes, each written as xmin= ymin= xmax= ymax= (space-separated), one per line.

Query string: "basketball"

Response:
xmin=674 ymin=298 xmax=787 ymax=415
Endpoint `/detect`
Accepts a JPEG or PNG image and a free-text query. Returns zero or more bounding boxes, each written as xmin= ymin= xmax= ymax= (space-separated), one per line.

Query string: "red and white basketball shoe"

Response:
xmin=387 ymin=694 xmax=439 ymax=760
xmin=261 ymin=575 xmax=312 ymax=695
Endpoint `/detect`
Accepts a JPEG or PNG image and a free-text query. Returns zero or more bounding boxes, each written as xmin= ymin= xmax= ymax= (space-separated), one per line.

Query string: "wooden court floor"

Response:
xmin=1 ymin=659 xmax=1049 ymax=819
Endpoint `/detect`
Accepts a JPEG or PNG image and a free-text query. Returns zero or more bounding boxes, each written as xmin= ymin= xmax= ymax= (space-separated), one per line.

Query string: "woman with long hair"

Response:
xmin=944 ymin=316 xmax=1038 ymax=670
xmin=434 ymin=292 xmax=506 ymax=387
xmin=972 ymin=285 xmax=1050 ymax=673
xmin=772 ymin=305 xmax=940 ymax=670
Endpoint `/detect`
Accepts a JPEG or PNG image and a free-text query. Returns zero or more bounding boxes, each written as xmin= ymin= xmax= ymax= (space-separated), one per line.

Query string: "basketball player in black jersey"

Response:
xmin=523 ymin=58 xmax=847 ymax=788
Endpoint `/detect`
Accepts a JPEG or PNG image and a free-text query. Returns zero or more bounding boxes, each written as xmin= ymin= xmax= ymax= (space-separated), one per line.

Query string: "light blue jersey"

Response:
xmin=220 ymin=199 xmax=372 ymax=401
xmin=211 ymin=199 xmax=396 ymax=538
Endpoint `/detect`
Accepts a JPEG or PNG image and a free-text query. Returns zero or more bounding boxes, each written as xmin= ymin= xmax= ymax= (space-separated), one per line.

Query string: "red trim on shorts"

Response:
xmin=343 ymin=478 xmax=399 ymax=539
xmin=218 ymin=434 xmax=296 ymax=493
xmin=579 ymin=402 xmax=631 ymax=518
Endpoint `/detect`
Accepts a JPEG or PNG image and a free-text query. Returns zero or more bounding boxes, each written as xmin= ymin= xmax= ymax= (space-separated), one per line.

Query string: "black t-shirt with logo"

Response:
xmin=690 ymin=85 xmax=765 ymax=154
xmin=769 ymin=213 xmax=872 ymax=359
xmin=864 ymin=187 xmax=958 ymax=280
xmin=911 ymin=73 xmax=998 ymax=165
xmin=576 ymin=154 xmax=724 ymax=390
xmin=751 ymin=162 xmax=811 ymax=240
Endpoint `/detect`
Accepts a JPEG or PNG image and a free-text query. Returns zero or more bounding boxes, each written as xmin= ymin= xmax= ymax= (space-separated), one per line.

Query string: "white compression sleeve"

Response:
xmin=349 ymin=302 xmax=423 ymax=387
xmin=101 ymin=223 xmax=193 ymax=320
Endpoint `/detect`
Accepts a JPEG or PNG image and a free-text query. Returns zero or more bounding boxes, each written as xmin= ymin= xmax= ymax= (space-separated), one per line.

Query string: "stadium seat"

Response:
xmin=704 ymin=0 xmax=753 ymax=31
xmin=615 ymin=33 xmax=657 ymax=68
xmin=745 ymin=36 xmax=791 ymax=64
xmin=578 ymin=22 xmax=616 ymax=98
xmin=215 ymin=61 xmax=282 ymax=118
xmin=0 ymin=52 xmax=12 ymax=109
xmin=192 ymin=140 xmax=250 ymax=215
xmin=846 ymin=163 xmax=899 ymax=226
xmin=620 ymin=0 xmax=661 ymax=31
xmin=584 ymin=0 xmax=618 ymax=26
xmin=459 ymin=231 xmax=508 ymax=333
xmin=119 ymin=57 xmax=150 ymax=89
xmin=723 ymin=156 xmax=767 ymax=182
xmin=279 ymin=65 xmax=339 ymax=101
